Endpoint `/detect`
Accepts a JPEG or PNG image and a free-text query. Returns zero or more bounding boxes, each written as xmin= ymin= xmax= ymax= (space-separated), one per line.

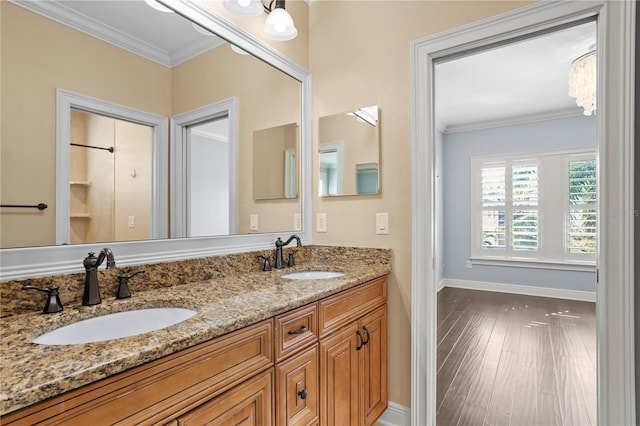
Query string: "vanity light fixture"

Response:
xmin=568 ymin=46 xmax=596 ymax=116
xmin=224 ymin=0 xmax=298 ymax=41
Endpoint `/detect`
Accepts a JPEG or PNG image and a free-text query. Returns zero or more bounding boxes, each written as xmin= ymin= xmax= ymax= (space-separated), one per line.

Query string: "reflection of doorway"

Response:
xmin=70 ymin=110 xmax=152 ymax=244
xmin=410 ymin=2 xmax=635 ymax=425
xmin=56 ymin=89 xmax=169 ymax=245
xmin=319 ymin=141 xmax=343 ymax=196
xmin=171 ymin=97 xmax=238 ymax=238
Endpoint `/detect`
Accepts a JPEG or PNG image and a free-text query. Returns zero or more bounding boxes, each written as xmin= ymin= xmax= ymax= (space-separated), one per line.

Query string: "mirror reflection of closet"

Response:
xmin=69 ymin=109 xmax=152 ymax=244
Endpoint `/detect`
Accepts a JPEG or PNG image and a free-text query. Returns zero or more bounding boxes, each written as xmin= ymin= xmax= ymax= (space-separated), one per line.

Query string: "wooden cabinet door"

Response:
xmin=177 ymin=369 xmax=274 ymax=426
xmin=276 ymin=344 xmax=319 ymax=426
xmin=359 ymin=305 xmax=387 ymax=426
xmin=319 ymin=323 xmax=360 ymax=426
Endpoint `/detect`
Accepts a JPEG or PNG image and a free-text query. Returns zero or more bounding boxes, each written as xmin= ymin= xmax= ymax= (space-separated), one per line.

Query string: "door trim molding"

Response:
xmin=410 ymin=1 xmax=635 ymax=425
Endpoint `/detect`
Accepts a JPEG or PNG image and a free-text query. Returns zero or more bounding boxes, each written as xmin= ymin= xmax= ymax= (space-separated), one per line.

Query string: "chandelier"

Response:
xmin=568 ymin=49 xmax=596 ymax=116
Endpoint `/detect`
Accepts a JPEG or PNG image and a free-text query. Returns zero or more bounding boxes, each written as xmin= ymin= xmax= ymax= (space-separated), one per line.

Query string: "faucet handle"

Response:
xmin=22 ymin=285 xmax=63 ymax=314
xmin=287 ymin=252 xmax=296 ymax=267
xmin=257 ymin=255 xmax=272 ymax=272
xmin=116 ymin=270 xmax=145 ymax=299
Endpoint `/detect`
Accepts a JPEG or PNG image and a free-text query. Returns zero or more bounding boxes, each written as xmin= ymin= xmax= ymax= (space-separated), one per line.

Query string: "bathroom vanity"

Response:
xmin=0 ymin=246 xmax=390 ymax=425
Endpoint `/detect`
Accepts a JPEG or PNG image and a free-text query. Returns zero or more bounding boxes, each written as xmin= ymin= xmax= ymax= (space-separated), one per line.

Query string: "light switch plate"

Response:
xmin=128 ymin=216 xmax=135 ymax=228
xmin=250 ymin=214 xmax=259 ymax=231
xmin=376 ymin=213 xmax=389 ymax=235
xmin=317 ymin=213 xmax=327 ymax=233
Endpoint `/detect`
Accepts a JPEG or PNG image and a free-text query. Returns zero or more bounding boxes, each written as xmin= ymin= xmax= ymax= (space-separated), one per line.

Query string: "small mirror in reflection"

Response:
xmin=253 ymin=123 xmax=299 ymax=201
xmin=318 ymin=106 xmax=380 ymax=197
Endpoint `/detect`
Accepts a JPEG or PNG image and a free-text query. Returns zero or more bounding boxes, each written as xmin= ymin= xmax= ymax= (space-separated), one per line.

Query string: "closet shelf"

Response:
xmin=70 ymin=181 xmax=92 ymax=187
xmin=70 ymin=213 xmax=91 ymax=219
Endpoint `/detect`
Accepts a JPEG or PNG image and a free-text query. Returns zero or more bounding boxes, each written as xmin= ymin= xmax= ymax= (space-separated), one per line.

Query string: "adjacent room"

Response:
xmin=434 ymin=20 xmax=598 ymax=425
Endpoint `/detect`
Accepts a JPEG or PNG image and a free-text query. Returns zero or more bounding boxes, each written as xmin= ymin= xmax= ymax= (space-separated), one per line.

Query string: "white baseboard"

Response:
xmin=377 ymin=401 xmax=411 ymax=425
xmin=440 ymin=278 xmax=596 ymax=302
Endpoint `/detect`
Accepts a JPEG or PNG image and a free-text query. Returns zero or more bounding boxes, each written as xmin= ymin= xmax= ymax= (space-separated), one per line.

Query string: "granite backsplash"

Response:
xmin=0 ymin=245 xmax=391 ymax=318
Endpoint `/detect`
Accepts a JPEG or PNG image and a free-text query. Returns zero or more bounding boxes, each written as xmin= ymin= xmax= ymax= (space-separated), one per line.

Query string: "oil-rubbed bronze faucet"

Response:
xmin=274 ymin=235 xmax=301 ymax=269
xmin=22 ymin=285 xmax=63 ymax=314
xmin=82 ymin=248 xmax=116 ymax=306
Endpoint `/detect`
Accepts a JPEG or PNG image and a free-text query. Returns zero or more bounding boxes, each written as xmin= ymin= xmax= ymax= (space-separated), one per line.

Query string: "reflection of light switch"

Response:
xmin=317 ymin=213 xmax=327 ymax=233
xmin=376 ymin=213 xmax=389 ymax=235
xmin=294 ymin=213 xmax=302 ymax=231
xmin=128 ymin=216 xmax=135 ymax=228
xmin=250 ymin=214 xmax=259 ymax=231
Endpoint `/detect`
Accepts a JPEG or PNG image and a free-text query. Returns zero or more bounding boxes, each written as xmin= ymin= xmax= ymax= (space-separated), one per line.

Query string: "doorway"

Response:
xmin=56 ymin=89 xmax=169 ymax=245
xmin=410 ymin=2 xmax=636 ymax=425
xmin=433 ymin=21 xmax=597 ymax=424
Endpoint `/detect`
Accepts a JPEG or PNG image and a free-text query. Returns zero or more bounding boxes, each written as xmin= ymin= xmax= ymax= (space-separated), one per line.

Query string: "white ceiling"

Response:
xmin=435 ymin=21 xmax=596 ymax=132
xmin=14 ymin=1 xmax=596 ymax=130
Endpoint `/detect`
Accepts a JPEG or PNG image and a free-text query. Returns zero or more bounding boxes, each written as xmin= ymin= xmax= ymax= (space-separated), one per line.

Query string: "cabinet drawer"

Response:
xmin=275 ymin=303 xmax=318 ymax=362
xmin=3 ymin=320 xmax=273 ymax=426
xmin=318 ymin=277 xmax=387 ymax=338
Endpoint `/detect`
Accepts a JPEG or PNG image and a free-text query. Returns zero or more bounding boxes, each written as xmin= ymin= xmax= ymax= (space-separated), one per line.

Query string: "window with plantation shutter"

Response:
xmin=471 ymin=150 xmax=596 ymax=268
xmin=567 ymin=157 xmax=597 ymax=258
xmin=476 ymin=160 xmax=538 ymax=255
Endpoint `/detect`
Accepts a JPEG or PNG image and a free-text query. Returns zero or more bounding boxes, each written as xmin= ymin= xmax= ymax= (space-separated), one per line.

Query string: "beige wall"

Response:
xmin=0 ymin=2 xmax=171 ymax=248
xmin=172 ymin=43 xmax=302 ymax=234
xmin=309 ymin=0 xmax=533 ymax=408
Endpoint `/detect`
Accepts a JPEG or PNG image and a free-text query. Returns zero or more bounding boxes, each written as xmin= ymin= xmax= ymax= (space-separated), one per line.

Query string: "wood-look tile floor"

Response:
xmin=437 ymin=287 xmax=596 ymax=426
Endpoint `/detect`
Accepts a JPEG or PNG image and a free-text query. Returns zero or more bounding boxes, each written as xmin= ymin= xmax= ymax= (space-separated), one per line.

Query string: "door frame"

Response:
xmin=410 ymin=1 xmax=635 ymax=425
xmin=56 ymin=89 xmax=169 ymax=244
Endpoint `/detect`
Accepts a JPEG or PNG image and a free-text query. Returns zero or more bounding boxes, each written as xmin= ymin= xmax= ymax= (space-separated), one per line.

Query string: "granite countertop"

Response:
xmin=1 ymin=249 xmax=391 ymax=415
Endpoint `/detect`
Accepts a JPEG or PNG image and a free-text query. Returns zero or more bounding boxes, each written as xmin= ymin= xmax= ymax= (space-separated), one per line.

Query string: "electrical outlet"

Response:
xmin=317 ymin=213 xmax=327 ymax=233
xmin=250 ymin=214 xmax=259 ymax=231
xmin=128 ymin=216 xmax=135 ymax=228
xmin=294 ymin=213 xmax=302 ymax=231
xmin=466 ymin=260 xmax=473 ymax=269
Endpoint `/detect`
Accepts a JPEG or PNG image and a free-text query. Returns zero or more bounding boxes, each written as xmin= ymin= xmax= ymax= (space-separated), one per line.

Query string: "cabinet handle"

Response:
xmin=362 ymin=326 xmax=370 ymax=345
xmin=298 ymin=389 xmax=308 ymax=400
xmin=288 ymin=325 xmax=308 ymax=335
xmin=356 ymin=330 xmax=364 ymax=350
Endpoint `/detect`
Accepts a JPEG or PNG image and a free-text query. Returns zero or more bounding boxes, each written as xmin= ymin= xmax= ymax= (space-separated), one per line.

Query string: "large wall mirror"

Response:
xmin=0 ymin=0 xmax=311 ymax=279
xmin=318 ymin=105 xmax=380 ymax=197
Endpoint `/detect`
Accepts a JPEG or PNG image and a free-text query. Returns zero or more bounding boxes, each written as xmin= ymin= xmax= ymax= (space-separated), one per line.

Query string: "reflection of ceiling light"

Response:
xmin=192 ymin=23 xmax=213 ymax=36
xmin=224 ymin=0 xmax=297 ymax=41
xmin=350 ymin=106 xmax=378 ymax=126
xmin=568 ymin=48 xmax=596 ymax=116
xmin=144 ymin=0 xmax=173 ymax=13
xmin=223 ymin=0 xmax=264 ymax=17
xmin=230 ymin=44 xmax=250 ymax=55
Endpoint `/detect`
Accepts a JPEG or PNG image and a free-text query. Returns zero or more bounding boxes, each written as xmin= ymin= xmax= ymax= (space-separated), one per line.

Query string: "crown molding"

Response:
xmin=9 ymin=0 xmax=224 ymax=68
xmin=442 ymin=107 xmax=585 ymax=134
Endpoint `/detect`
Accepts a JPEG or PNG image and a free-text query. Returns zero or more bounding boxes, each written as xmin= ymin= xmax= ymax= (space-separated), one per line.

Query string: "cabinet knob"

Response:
xmin=298 ymin=389 xmax=308 ymax=400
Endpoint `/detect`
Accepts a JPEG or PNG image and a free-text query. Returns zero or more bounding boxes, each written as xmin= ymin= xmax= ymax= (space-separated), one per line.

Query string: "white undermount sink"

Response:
xmin=281 ymin=271 xmax=345 ymax=280
xmin=32 ymin=308 xmax=198 ymax=345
